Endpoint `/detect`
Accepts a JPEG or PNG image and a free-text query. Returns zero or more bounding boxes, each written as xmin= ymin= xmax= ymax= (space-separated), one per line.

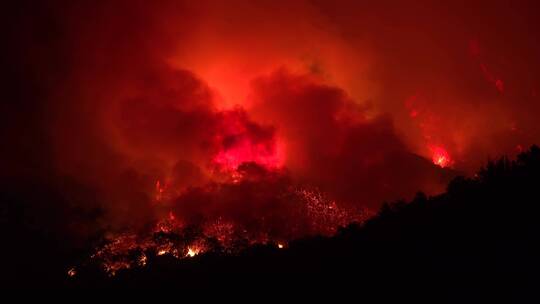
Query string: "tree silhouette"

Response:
xmin=3 ymin=146 xmax=540 ymax=300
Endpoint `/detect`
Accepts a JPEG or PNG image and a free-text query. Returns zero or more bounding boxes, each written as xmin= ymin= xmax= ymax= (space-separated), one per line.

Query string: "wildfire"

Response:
xmin=430 ymin=146 xmax=452 ymax=168
xmin=84 ymin=186 xmax=368 ymax=276
xmin=156 ymin=243 xmax=179 ymax=257
xmin=203 ymin=218 xmax=235 ymax=247
xmin=154 ymin=211 xmax=184 ymax=233
xmin=186 ymin=247 xmax=200 ymax=257
xmin=139 ymin=254 xmax=148 ymax=266
xmin=405 ymin=95 xmax=456 ymax=169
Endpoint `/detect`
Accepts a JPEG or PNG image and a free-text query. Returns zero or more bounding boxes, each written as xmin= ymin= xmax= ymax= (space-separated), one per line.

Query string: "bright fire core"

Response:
xmin=431 ymin=146 xmax=452 ymax=168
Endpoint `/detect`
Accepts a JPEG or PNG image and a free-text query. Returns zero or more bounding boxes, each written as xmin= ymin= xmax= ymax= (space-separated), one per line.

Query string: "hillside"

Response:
xmin=63 ymin=147 xmax=540 ymax=298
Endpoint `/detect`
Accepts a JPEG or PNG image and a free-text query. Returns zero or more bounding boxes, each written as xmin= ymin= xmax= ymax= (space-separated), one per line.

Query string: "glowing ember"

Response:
xmin=203 ymin=218 xmax=235 ymax=246
xmin=138 ymin=254 xmax=147 ymax=266
xmin=297 ymin=188 xmax=365 ymax=235
xmin=186 ymin=247 xmax=200 ymax=257
xmin=85 ymin=187 xmax=369 ymax=276
xmin=154 ymin=213 xmax=183 ymax=234
xmin=67 ymin=267 xmax=76 ymax=277
xmin=431 ymin=146 xmax=452 ymax=168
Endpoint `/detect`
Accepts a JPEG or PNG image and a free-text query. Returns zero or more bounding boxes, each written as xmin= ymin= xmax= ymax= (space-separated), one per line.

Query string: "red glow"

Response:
xmin=35 ymin=2 xmax=540 ymax=278
xmin=155 ymin=180 xmax=165 ymax=202
xmin=405 ymin=95 xmax=455 ymax=168
xmin=212 ymin=110 xmax=285 ymax=170
xmin=430 ymin=146 xmax=452 ymax=168
xmin=480 ymin=63 xmax=505 ymax=94
xmin=213 ymin=138 xmax=285 ymax=170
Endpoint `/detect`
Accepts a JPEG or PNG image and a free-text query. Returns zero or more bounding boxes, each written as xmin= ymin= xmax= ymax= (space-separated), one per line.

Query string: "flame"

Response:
xmin=139 ymin=254 xmax=147 ymax=266
xmin=86 ymin=187 xmax=368 ymax=276
xmin=405 ymin=95 xmax=456 ymax=167
xmin=297 ymin=188 xmax=364 ymax=235
xmin=67 ymin=267 xmax=76 ymax=277
xmin=431 ymin=146 xmax=452 ymax=168
xmin=186 ymin=247 xmax=200 ymax=257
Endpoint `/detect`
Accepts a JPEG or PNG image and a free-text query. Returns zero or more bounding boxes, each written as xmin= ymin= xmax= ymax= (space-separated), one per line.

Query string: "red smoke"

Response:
xmin=4 ymin=0 xmax=540 ymax=272
xmin=211 ymin=110 xmax=285 ymax=171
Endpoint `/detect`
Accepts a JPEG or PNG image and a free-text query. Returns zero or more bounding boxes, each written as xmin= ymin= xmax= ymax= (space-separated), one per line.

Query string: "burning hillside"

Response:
xmin=85 ymin=165 xmax=370 ymax=276
xmin=2 ymin=0 xmax=540 ymax=284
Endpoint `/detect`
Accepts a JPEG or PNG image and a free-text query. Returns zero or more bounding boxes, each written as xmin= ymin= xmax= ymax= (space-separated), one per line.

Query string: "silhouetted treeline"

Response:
xmin=61 ymin=146 xmax=540 ymax=299
xmin=2 ymin=147 xmax=540 ymax=299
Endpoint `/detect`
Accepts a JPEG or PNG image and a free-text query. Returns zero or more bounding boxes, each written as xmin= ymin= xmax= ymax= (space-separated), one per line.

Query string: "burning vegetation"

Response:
xmin=4 ymin=0 xmax=540 ymax=286
xmin=81 ymin=183 xmax=368 ymax=276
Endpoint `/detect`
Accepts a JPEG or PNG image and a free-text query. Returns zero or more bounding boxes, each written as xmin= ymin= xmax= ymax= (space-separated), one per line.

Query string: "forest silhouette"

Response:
xmin=2 ymin=146 xmax=539 ymax=298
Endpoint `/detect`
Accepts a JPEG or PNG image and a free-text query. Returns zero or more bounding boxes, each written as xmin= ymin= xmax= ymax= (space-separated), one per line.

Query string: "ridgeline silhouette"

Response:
xmin=2 ymin=146 xmax=539 ymax=297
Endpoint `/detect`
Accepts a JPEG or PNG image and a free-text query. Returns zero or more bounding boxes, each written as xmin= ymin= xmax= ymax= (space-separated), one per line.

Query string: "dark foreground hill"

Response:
xmin=64 ymin=147 xmax=540 ymax=299
xmin=2 ymin=147 xmax=540 ymax=300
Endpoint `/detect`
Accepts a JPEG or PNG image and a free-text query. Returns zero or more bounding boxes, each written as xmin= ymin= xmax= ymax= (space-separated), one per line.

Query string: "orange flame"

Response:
xmin=430 ymin=146 xmax=452 ymax=168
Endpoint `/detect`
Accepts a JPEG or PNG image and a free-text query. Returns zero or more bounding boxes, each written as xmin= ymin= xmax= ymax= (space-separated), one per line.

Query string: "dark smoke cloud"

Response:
xmin=249 ymin=70 xmax=449 ymax=207
xmin=3 ymin=0 xmax=540 ymax=239
xmin=312 ymin=0 xmax=540 ymax=170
